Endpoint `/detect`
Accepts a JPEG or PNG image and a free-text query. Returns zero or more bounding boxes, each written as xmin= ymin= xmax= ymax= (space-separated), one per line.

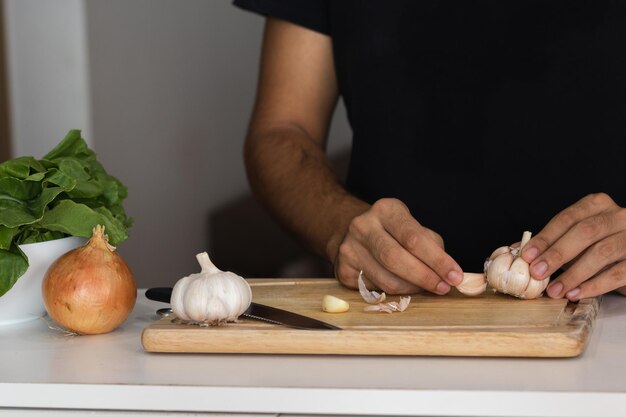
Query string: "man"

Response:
xmin=235 ymin=0 xmax=626 ymax=299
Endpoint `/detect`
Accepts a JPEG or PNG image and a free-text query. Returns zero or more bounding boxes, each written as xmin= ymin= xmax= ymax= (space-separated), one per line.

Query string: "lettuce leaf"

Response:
xmin=0 ymin=130 xmax=132 ymax=297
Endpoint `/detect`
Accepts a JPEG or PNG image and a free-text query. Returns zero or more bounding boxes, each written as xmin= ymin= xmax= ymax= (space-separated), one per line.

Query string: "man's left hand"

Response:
xmin=521 ymin=193 xmax=626 ymax=300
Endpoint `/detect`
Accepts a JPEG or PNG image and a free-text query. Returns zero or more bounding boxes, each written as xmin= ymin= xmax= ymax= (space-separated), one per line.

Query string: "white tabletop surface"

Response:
xmin=1 ymin=290 xmax=625 ymax=417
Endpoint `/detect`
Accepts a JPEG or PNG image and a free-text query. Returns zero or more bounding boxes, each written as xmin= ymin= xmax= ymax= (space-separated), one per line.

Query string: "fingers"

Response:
xmin=334 ymin=238 xmax=424 ymax=295
xmin=522 ymin=193 xmax=617 ymax=263
xmin=334 ymin=198 xmax=459 ymax=295
xmin=563 ymin=260 xmax=626 ymax=301
xmin=545 ymin=230 xmax=626 ymax=299
xmin=372 ymin=199 xmax=464 ymax=286
xmin=424 ymin=228 xmax=445 ymax=249
xmin=530 ymin=210 xmax=623 ymax=281
xmin=521 ymin=194 xmax=621 ymax=281
xmin=515 ymin=193 xmax=625 ymax=300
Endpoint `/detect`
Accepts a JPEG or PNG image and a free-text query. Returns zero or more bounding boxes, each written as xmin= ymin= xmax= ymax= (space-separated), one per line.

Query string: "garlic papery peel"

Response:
xmin=170 ymin=252 xmax=252 ymax=325
xmin=484 ymin=231 xmax=549 ymax=299
xmin=357 ymin=271 xmax=386 ymax=304
xmin=357 ymin=272 xmax=411 ymax=313
xmin=363 ymin=296 xmax=411 ymax=313
xmin=456 ymin=272 xmax=487 ymax=296
xmin=397 ymin=296 xmax=411 ymax=311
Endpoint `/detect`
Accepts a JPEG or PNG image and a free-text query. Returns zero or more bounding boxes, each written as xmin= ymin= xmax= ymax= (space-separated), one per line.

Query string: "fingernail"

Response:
xmin=436 ymin=281 xmax=451 ymax=294
xmin=524 ymin=246 xmax=539 ymax=262
xmin=547 ymin=282 xmax=563 ymax=298
xmin=566 ymin=288 xmax=581 ymax=301
xmin=532 ymin=261 xmax=548 ymax=277
xmin=447 ymin=270 xmax=463 ymax=286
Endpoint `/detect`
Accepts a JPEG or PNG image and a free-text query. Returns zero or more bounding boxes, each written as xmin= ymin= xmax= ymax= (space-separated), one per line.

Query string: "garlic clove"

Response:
xmin=489 ymin=246 xmax=511 ymax=260
xmin=486 ymin=252 xmax=514 ymax=290
xmin=481 ymin=232 xmax=548 ymax=300
xmin=503 ymin=256 xmax=531 ymax=296
xmin=520 ymin=276 xmax=550 ymax=299
xmin=170 ymin=276 xmax=192 ymax=321
xmin=456 ymin=272 xmax=488 ymax=296
xmin=322 ymin=295 xmax=350 ymax=313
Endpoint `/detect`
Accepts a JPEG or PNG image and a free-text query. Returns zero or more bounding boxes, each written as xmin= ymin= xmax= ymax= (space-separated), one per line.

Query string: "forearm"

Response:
xmin=244 ymin=123 xmax=369 ymax=262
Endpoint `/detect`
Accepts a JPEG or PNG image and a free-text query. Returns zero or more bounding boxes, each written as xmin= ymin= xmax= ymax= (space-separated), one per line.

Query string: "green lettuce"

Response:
xmin=0 ymin=130 xmax=132 ymax=297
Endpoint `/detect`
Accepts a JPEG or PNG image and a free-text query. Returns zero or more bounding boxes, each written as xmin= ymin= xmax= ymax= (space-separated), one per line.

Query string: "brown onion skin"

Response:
xmin=42 ymin=227 xmax=136 ymax=335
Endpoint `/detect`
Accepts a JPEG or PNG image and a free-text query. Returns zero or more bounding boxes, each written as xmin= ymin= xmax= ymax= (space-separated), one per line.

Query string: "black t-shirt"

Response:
xmin=234 ymin=0 xmax=626 ymax=271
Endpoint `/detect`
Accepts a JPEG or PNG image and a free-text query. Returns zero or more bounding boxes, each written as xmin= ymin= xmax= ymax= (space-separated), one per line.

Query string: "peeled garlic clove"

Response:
xmin=456 ymin=272 xmax=488 ymax=296
xmin=322 ymin=295 xmax=350 ymax=313
xmin=486 ymin=252 xmax=514 ymax=290
xmin=520 ymin=276 xmax=550 ymax=299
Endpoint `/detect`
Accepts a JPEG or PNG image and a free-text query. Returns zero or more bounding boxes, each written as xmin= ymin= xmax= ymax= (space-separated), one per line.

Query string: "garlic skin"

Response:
xmin=357 ymin=272 xmax=411 ymax=313
xmin=484 ymin=231 xmax=549 ymax=299
xmin=170 ymin=252 xmax=252 ymax=325
xmin=357 ymin=271 xmax=386 ymax=304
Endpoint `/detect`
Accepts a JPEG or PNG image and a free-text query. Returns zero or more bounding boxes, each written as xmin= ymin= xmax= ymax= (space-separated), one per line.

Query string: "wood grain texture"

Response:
xmin=142 ymin=278 xmax=601 ymax=357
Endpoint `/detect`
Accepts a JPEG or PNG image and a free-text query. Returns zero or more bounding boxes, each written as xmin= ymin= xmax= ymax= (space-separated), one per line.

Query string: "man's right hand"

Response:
xmin=333 ymin=198 xmax=464 ymax=295
xmin=244 ymin=19 xmax=462 ymax=296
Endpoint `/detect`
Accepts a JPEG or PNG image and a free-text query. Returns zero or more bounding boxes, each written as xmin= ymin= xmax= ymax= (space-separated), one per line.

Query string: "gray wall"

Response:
xmin=85 ymin=1 xmax=352 ymax=286
xmin=4 ymin=0 xmax=93 ymax=156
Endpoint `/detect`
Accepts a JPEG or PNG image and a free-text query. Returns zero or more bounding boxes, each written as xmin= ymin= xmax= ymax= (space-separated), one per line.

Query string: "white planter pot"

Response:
xmin=0 ymin=236 xmax=86 ymax=326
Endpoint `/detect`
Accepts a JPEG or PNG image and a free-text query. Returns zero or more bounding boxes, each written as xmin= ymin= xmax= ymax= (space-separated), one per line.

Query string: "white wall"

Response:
xmin=5 ymin=0 xmax=352 ymax=287
xmin=4 ymin=0 xmax=92 ymax=157
xmin=85 ymin=0 xmax=351 ymax=286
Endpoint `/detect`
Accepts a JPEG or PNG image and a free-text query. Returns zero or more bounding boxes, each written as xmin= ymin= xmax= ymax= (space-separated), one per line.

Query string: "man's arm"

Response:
xmin=244 ymin=18 xmax=464 ymax=294
xmin=244 ymin=17 xmax=367 ymax=264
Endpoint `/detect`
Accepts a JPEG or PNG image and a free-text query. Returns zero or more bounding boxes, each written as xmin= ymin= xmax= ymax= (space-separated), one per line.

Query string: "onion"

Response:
xmin=42 ymin=225 xmax=136 ymax=334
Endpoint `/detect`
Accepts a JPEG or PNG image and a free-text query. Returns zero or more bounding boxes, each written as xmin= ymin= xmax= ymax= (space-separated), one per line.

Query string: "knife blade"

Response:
xmin=145 ymin=287 xmax=341 ymax=331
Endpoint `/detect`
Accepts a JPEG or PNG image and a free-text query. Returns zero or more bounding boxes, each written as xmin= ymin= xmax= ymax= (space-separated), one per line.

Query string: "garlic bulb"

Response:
xmin=170 ymin=252 xmax=252 ymax=325
xmin=484 ymin=231 xmax=549 ymax=299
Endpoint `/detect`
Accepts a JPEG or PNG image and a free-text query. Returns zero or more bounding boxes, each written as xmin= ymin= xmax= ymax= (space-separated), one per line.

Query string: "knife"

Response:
xmin=145 ymin=287 xmax=341 ymax=331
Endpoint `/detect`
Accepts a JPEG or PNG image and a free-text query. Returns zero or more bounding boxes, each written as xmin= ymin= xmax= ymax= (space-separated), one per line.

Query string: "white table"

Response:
xmin=1 ymin=290 xmax=625 ymax=417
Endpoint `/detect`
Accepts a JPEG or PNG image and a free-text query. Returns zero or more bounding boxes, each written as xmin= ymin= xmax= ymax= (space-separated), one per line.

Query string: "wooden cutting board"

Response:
xmin=141 ymin=278 xmax=601 ymax=357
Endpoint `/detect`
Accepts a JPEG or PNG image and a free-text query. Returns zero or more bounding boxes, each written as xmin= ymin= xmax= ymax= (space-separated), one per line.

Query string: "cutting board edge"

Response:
xmin=140 ymin=279 xmax=602 ymax=357
xmin=560 ymin=295 xmax=602 ymax=353
xmin=141 ymin=325 xmax=589 ymax=357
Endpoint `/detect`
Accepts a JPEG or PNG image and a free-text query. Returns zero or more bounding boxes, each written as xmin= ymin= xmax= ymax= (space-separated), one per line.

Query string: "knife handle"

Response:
xmin=145 ymin=287 xmax=172 ymax=303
